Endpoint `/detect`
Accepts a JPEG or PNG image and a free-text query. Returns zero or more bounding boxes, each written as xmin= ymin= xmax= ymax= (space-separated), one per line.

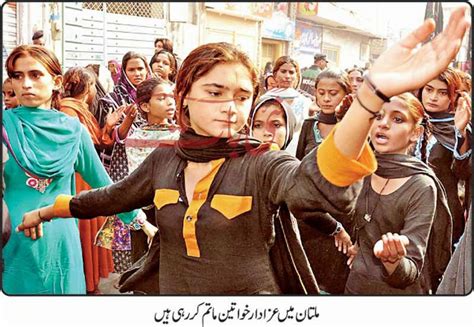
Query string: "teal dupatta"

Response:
xmin=2 ymin=106 xmax=82 ymax=178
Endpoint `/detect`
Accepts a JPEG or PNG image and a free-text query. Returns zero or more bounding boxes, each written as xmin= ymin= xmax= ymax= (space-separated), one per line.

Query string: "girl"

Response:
xmin=293 ymin=69 xmax=354 ymax=293
xmin=416 ymin=68 xmax=470 ymax=247
xmin=250 ymin=95 xmax=352 ymax=283
xmin=296 ymin=69 xmax=352 ymax=159
xmin=345 ymin=93 xmax=452 ymax=294
xmin=98 ymin=51 xmax=151 ymax=273
xmin=17 ymin=8 xmax=471 ymax=294
xmin=271 ymin=56 xmax=315 ymax=155
xmin=59 ymin=67 xmax=115 ymax=293
xmin=124 ymin=78 xmax=179 ymax=263
xmin=149 ymin=50 xmax=177 ymax=83
xmin=2 ymin=45 xmax=141 ymax=294
xmin=3 ymin=78 xmax=19 ymax=109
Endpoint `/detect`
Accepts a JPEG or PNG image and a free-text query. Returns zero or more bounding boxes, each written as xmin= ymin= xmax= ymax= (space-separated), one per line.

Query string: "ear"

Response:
xmin=52 ymin=75 xmax=63 ymax=91
xmin=141 ymin=102 xmax=150 ymax=113
xmin=410 ymin=125 xmax=424 ymax=143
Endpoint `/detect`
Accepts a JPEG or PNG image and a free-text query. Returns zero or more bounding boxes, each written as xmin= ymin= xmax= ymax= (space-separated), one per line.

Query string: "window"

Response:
xmin=322 ymin=44 xmax=340 ymax=66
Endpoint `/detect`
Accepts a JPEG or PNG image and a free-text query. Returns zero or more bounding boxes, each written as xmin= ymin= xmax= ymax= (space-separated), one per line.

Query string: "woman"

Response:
xmin=271 ymin=56 xmax=315 ymax=155
xmin=17 ymin=8 xmax=471 ymax=294
xmin=347 ymin=67 xmax=364 ymax=94
xmin=58 ymin=67 xmax=115 ymax=293
xmin=107 ymin=59 xmax=122 ymax=86
xmin=345 ymin=93 xmax=452 ymax=294
xmin=98 ymin=51 xmax=151 ymax=273
xmin=416 ymin=67 xmax=469 ymax=246
xmin=294 ymin=69 xmax=354 ymax=293
xmin=296 ymin=69 xmax=352 ymax=160
xmin=2 ymin=45 xmax=139 ymax=294
xmin=149 ymin=50 xmax=177 ymax=83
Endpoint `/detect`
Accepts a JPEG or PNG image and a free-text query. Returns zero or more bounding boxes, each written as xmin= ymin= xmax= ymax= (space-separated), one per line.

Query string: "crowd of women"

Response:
xmin=2 ymin=5 xmax=472 ymax=295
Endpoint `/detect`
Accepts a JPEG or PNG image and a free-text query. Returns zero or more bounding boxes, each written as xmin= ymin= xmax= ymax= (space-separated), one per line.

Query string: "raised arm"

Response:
xmin=334 ymin=6 xmax=471 ymax=159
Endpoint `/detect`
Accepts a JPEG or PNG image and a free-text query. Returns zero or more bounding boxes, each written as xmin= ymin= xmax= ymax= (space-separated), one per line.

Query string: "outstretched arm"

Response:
xmin=334 ymin=6 xmax=471 ymax=160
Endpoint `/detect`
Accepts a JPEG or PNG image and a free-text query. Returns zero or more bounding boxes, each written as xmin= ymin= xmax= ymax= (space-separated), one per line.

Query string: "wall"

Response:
xmin=322 ymin=28 xmax=371 ymax=70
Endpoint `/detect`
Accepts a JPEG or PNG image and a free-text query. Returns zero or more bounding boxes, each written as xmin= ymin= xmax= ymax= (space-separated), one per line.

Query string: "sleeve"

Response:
xmin=298 ymin=211 xmax=339 ymax=235
xmin=295 ymin=119 xmax=312 ymax=160
xmin=68 ymin=125 xmax=142 ymax=223
xmin=257 ymin=126 xmax=376 ymax=219
xmin=382 ymin=177 xmax=437 ymax=288
xmin=452 ymin=127 xmax=471 ymax=180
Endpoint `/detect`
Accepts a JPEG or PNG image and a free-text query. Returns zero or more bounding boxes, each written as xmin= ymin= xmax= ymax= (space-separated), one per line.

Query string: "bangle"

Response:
xmin=364 ymin=75 xmax=391 ymax=103
xmin=37 ymin=209 xmax=51 ymax=222
xmin=355 ymin=94 xmax=379 ymax=120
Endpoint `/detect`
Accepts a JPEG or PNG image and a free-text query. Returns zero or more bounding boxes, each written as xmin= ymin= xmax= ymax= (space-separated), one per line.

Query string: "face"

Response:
xmin=3 ymin=82 xmax=19 ymax=109
xmin=151 ymin=54 xmax=172 ymax=81
xmin=274 ymin=63 xmax=297 ymax=89
xmin=315 ymin=78 xmax=346 ymax=113
xmin=86 ymin=80 xmax=97 ymax=106
xmin=125 ymin=58 xmax=147 ymax=86
xmin=33 ymin=37 xmax=45 ymax=46
xmin=266 ymin=76 xmax=278 ymax=90
xmin=421 ymin=79 xmax=451 ymax=113
xmin=10 ymin=54 xmax=62 ymax=109
xmin=155 ymin=41 xmax=164 ymax=52
xmin=184 ymin=62 xmax=254 ymax=138
xmin=370 ymin=100 xmax=421 ymax=154
xmin=108 ymin=62 xmax=117 ymax=74
xmin=317 ymin=59 xmax=328 ymax=69
xmin=142 ymin=83 xmax=176 ymax=123
xmin=348 ymin=70 xmax=363 ymax=93
xmin=252 ymin=103 xmax=287 ymax=149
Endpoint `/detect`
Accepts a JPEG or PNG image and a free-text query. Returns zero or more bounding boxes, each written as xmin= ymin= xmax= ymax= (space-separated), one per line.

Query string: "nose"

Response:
xmin=377 ymin=115 xmax=390 ymax=129
xmin=22 ymin=76 xmax=33 ymax=89
xmin=220 ymin=99 xmax=237 ymax=116
xmin=322 ymin=93 xmax=331 ymax=103
xmin=429 ymin=92 xmax=438 ymax=101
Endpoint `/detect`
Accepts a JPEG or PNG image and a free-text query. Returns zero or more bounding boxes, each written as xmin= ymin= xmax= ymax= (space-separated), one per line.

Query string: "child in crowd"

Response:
xmin=3 ymin=78 xmax=19 ymax=109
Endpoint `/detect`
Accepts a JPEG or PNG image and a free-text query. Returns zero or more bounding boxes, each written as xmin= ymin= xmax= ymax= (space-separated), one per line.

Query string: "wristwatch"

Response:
xmin=330 ymin=222 xmax=343 ymax=236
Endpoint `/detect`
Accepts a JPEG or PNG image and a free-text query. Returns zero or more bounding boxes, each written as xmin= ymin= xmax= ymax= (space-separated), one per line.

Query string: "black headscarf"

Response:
xmin=375 ymin=153 xmax=453 ymax=292
xmin=427 ymin=112 xmax=456 ymax=152
xmin=249 ymin=94 xmax=297 ymax=150
xmin=175 ymin=128 xmax=268 ymax=163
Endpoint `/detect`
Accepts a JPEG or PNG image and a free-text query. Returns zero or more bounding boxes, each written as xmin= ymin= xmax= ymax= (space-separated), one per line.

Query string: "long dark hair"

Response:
xmin=63 ymin=67 xmax=96 ymax=99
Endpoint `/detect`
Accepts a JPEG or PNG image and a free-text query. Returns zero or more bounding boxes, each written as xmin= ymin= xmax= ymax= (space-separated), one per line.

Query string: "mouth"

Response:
xmin=374 ymin=132 xmax=389 ymax=144
xmin=426 ymin=103 xmax=438 ymax=108
xmin=22 ymin=93 xmax=35 ymax=97
xmin=215 ymin=119 xmax=235 ymax=124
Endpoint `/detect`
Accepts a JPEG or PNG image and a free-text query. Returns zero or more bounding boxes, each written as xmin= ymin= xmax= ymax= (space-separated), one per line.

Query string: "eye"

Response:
xmin=375 ymin=113 xmax=383 ymax=120
xmin=208 ymin=91 xmax=221 ymax=97
xmin=274 ymin=122 xmax=282 ymax=128
xmin=11 ymin=73 xmax=22 ymax=80
xmin=393 ymin=116 xmax=403 ymax=123
xmin=253 ymin=123 xmax=262 ymax=129
xmin=31 ymin=72 xmax=41 ymax=79
xmin=425 ymin=87 xmax=433 ymax=93
xmin=439 ymin=91 xmax=448 ymax=96
xmin=236 ymin=95 xmax=250 ymax=102
xmin=329 ymin=91 xmax=338 ymax=96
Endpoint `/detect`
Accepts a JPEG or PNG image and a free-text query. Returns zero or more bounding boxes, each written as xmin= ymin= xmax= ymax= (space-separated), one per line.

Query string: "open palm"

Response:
xmin=370 ymin=6 xmax=470 ymax=97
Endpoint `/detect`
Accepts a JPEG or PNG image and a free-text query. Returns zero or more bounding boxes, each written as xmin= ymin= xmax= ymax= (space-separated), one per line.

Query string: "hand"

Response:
xmin=123 ymin=104 xmax=138 ymax=123
xmin=336 ymin=94 xmax=353 ymax=120
xmin=334 ymin=227 xmax=352 ymax=254
xmin=105 ymin=105 xmax=126 ymax=128
xmin=369 ymin=5 xmax=470 ymax=98
xmin=346 ymin=244 xmax=359 ymax=269
xmin=455 ymin=92 xmax=471 ymax=135
xmin=373 ymin=233 xmax=409 ymax=264
xmin=141 ymin=221 xmax=158 ymax=248
xmin=16 ymin=209 xmax=45 ymax=240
